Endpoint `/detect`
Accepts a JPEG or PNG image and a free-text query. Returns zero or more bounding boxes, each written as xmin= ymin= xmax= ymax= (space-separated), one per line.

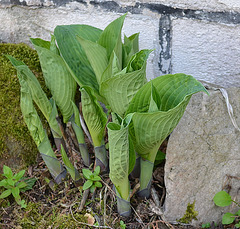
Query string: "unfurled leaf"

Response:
xmin=83 ymin=180 xmax=93 ymax=190
xmin=107 ymin=114 xmax=134 ymax=200
xmin=122 ymin=33 xmax=139 ymax=68
xmin=6 ymin=55 xmax=62 ymax=140
xmin=213 ymin=191 xmax=232 ymax=207
xmin=100 ymin=49 xmax=151 ymax=117
xmin=80 ymin=86 xmax=107 ymax=147
xmin=126 ymin=73 xmax=208 ymax=159
xmin=3 ymin=165 xmax=13 ymax=179
xmin=98 ymin=13 xmax=126 ymax=65
xmin=0 ymin=189 xmax=12 ymax=199
xmin=54 ymin=24 xmax=102 ymax=95
xmin=30 ymin=37 xmax=77 ymax=123
xmin=222 ymin=212 xmax=235 ymax=225
xmin=77 ymin=36 xmax=108 ymax=85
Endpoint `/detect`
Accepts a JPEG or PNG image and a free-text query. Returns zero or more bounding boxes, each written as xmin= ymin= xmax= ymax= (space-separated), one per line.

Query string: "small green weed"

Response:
xmin=213 ymin=191 xmax=240 ymax=227
xmin=120 ymin=220 xmax=126 ymax=229
xmin=82 ymin=166 xmax=102 ymax=193
xmin=0 ymin=165 xmax=36 ymax=208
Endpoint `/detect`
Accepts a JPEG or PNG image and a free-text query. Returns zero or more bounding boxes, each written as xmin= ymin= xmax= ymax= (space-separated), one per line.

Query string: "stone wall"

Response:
xmin=0 ymin=0 xmax=240 ymax=87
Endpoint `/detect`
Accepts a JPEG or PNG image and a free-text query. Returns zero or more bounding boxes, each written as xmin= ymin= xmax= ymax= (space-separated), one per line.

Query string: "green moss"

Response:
xmin=178 ymin=201 xmax=198 ymax=224
xmin=18 ymin=202 xmax=88 ymax=229
xmin=0 ymin=43 xmax=50 ymax=168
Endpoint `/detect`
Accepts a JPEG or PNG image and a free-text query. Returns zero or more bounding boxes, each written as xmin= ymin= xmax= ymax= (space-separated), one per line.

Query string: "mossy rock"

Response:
xmin=0 ymin=43 xmax=50 ymax=171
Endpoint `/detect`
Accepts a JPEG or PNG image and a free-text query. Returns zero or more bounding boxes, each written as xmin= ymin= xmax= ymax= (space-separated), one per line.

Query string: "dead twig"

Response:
xmin=70 ymin=204 xmax=113 ymax=229
xmin=78 ymin=188 xmax=90 ymax=212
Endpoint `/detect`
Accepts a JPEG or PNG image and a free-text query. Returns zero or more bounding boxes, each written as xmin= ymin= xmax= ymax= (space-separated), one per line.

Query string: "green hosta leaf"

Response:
xmin=0 ymin=189 xmax=12 ymax=199
xmin=13 ymin=170 xmax=25 ymax=181
xmin=101 ymin=51 xmax=121 ymax=83
xmin=3 ymin=165 xmax=13 ymax=179
xmin=30 ymin=37 xmax=77 ymax=123
xmin=83 ymin=180 xmax=93 ymax=190
xmin=54 ymin=24 xmax=102 ymax=95
xmin=107 ymin=114 xmax=134 ymax=199
xmin=126 ymin=49 xmax=153 ymax=73
xmin=98 ymin=13 xmax=126 ymax=65
xmin=77 ymin=36 xmax=108 ymax=85
xmin=82 ymin=169 xmax=92 ymax=180
xmin=60 ymin=145 xmax=81 ymax=182
xmin=222 ymin=212 xmax=235 ymax=225
xmin=122 ymin=33 xmax=139 ymax=68
xmin=213 ymin=191 xmax=232 ymax=207
xmin=80 ymin=86 xmax=108 ymax=147
xmin=6 ymin=55 xmax=62 ymax=139
xmin=11 ymin=187 xmax=20 ymax=198
xmin=126 ymin=73 xmax=208 ymax=160
xmin=236 ymin=209 xmax=240 ymax=216
xmin=100 ymin=66 xmax=147 ymax=118
xmin=148 ymin=83 xmax=160 ymax=113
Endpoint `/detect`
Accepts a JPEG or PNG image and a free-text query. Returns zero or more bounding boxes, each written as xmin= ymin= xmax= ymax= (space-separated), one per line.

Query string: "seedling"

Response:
xmin=213 ymin=191 xmax=240 ymax=227
xmin=0 ymin=165 xmax=36 ymax=208
xmin=82 ymin=166 xmax=102 ymax=193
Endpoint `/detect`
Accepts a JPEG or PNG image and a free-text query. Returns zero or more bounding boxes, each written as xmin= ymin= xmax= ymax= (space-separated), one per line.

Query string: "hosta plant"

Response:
xmin=125 ymin=73 xmax=208 ymax=197
xmin=6 ymin=13 xmax=208 ymax=217
xmin=107 ymin=114 xmax=135 ymax=216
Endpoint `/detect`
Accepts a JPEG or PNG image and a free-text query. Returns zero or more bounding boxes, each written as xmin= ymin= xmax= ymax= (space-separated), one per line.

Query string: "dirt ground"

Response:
xmin=0 ymin=140 xmax=236 ymax=229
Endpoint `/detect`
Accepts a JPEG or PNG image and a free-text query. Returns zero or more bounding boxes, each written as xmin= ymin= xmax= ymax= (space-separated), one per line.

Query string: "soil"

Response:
xmin=0 ymin=139 xmax=235 ymax=229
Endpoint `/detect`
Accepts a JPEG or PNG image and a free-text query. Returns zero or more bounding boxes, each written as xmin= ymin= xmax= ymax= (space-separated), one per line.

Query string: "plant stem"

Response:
xmin=94 ymin=144 xmax=108 ymax=172
xmin=79 ymin=143 xmax=92 ymax=167
xmin=138 ymin=143 xmax=160 ymax=198
xmin=115 ymin=176 xmax=131 ymax=217
xmin=232 ymin=199 xmax=240 ymax=208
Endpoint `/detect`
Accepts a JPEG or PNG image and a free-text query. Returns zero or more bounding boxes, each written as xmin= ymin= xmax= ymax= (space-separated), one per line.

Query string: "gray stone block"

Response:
xmin=0 ymin=5 xmax=160 ymax=80
xmin=171 ymin=18 xmax=240 ymax=88
xmin=164 ymin=88 xmax=240 ymax=226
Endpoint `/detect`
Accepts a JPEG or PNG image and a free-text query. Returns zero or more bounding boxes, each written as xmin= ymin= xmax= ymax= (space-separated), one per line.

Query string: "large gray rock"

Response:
xmin=164 ymin=87 xmax=240 ymax=226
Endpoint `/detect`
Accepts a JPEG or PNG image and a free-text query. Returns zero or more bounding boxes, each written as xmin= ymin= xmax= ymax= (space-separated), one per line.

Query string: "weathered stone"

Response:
xmin=164 ymin=88 xmax=240 ymax=226
xmin=172 ymin=18 xmax=240 ymax=88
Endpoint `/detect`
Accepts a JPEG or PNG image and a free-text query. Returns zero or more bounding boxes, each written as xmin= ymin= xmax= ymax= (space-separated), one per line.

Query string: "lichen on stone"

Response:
xmin=0 ymin=43 xmax=50 ymax=170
